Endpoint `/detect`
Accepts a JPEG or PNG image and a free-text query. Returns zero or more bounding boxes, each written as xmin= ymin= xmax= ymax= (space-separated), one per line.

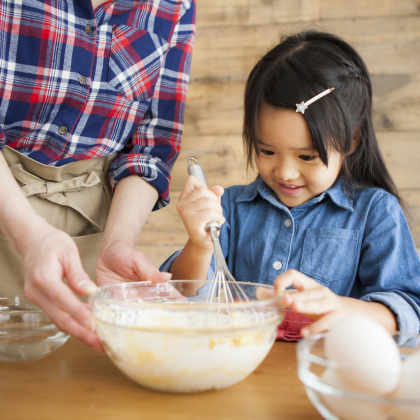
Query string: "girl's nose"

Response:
xmin=275 ymin=158 xmax=300 ymax=182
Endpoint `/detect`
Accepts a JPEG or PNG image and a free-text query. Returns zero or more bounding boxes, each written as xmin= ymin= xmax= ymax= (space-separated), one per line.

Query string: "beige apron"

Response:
xmin=0 ymin=146 xmax=116 ymax=297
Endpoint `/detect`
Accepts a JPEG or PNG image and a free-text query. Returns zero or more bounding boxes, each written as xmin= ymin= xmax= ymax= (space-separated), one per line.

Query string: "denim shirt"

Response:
xmin=160 ymin=178 xmax=420 ymax=334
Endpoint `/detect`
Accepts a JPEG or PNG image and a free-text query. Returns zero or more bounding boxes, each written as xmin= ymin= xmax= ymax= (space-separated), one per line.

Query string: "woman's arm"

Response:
xmin=95 ymin=175 xmax=172 ymax=285
xmin=0 ymin=151 xmax=102 ymax=351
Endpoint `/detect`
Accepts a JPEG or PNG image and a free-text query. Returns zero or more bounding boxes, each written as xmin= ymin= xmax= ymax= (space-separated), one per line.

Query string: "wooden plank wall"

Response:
xmin=138 ymin=0 xmax=420 ymax=267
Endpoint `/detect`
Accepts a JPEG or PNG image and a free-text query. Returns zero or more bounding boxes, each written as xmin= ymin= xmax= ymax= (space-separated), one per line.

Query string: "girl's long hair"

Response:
xmin=243 ymin=30 xmax=403 ymax=208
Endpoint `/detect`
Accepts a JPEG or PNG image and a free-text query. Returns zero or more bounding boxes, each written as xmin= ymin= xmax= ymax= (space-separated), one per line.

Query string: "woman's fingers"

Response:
xmin=25 ymin=282 xmax=103 ymax=352
xmin=61 ymin=250 xmax=98 ymax=295
xmin=131 ymin=248 xmax=172 ymax=283
xmin=26 ymin=271 xmax=96 ymax=331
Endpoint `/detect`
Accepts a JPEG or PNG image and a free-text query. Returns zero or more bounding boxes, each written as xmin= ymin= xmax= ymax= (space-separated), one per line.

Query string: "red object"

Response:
xmin=276 ymin=309 xmax=314 ymax=341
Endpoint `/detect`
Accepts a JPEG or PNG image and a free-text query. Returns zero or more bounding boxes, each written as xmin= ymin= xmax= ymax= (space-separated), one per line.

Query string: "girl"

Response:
xmin=161 ymin=30 xmax=420 ymax=338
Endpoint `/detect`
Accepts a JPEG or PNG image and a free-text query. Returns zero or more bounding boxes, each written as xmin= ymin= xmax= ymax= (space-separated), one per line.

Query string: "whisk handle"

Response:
xmin=187 ymin=158 xmax=207 ymax=184
xmin=187 ymin=158 xmax=221 ymax=232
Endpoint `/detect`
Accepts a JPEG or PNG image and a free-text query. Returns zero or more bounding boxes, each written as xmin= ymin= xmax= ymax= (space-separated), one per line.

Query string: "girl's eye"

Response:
xmin=299 ymin=155 xmax=317 ymax=161
xmin=259 ymin=149 xmax=274 ymax=156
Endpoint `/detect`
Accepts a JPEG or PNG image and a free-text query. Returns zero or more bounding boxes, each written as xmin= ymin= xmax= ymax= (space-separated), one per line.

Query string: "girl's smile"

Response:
xmin=277 ymin=182 xmax=305 ymax=195
xmin=255 ymin=105 xmax=343 ymax=207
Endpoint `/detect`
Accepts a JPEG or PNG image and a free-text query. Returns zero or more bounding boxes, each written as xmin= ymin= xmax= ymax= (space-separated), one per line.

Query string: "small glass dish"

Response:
xmin=0 ymin=296 xmax=70 ymax=362
xmin=89 ymin=280 xmax=284 ymax=393
xmin=297 ymin=332 xmax=420 ymax=420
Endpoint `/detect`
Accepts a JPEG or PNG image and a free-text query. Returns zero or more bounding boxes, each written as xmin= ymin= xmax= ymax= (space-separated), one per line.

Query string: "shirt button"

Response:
xmin=273 ymin=261 xmax=283 ymax=270
xmin=84 ymin=25 xmax=93 ymax=34
xmin=78 ymin=76 xmax=87 ymax=85
xmin=58 ymin=126 xmax=68 ymax=135
xmin=285 ymin=219 xmax=291 ymax=227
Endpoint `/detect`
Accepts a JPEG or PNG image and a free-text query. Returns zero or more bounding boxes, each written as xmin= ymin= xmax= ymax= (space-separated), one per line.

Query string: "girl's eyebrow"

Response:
xmin=256 ymin=139 xmax=315 ymax=151
xmin=256 ymin=139 xmax=272 ymax=147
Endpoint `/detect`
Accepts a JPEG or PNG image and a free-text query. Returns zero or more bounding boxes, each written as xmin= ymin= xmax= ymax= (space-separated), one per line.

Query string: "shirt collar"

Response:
xmin=236 ymin=177 xmax=354 ymax=212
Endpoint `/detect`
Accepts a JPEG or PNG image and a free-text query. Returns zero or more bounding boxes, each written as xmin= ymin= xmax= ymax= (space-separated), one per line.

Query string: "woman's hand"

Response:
xmin=274 ymin=269 xmax=352 ymax=337
xmin=20 ymin=222 xmax=103 ymax=352
xmin=176 ymin=175 xmax=225 ymax=252
xmin=95 ymin=239 xmax=171 ymax=286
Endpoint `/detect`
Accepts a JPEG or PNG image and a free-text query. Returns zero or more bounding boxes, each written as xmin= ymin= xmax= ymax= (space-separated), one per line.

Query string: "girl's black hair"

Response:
xmin=243 ymin=30 xmax=403 ymax=207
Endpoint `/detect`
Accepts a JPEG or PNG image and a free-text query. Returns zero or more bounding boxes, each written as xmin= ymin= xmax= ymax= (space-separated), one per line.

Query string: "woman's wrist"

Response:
xmin=101 ymin=175 xmax=158 ymax=249
xmin=0 ymin=191 xmax=52 ymax=256
xmin=12 ymin=213 xmax=55 ymax=256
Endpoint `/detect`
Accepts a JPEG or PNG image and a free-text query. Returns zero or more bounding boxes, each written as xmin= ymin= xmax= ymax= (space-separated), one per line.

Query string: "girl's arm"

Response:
xmin=274 ymin=269 xmax=397 ymax=336
xmin=169 ymin=175 xmax=224 ymax=280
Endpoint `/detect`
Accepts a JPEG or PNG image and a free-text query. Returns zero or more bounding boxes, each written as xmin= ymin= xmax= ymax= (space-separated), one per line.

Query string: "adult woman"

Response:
xmin=0 ymin=0 xmax=195 ymax=351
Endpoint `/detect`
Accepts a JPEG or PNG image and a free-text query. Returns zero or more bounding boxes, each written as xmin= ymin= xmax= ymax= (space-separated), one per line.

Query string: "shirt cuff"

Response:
xmin=159 ymin=250 xmax=215 ymax=282
xmin=361 ymin=291 xmax=420 ymax=334
xmin=110 ymin=153 xmax=171 ymax=210
xmin=159 ymin=249 xmax=182 ymax=272
xmin=0 ymin=126 xmax=5 ymax=150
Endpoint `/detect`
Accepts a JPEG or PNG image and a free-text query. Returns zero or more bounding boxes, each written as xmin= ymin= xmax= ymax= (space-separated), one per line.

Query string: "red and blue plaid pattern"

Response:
xmin=0 ymin=0 xmax=195 ymax=209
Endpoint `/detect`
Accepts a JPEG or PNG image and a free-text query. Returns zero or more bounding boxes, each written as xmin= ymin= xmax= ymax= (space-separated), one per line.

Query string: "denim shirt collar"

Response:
xmin=235 ymin=176 xmax=355 ymax=213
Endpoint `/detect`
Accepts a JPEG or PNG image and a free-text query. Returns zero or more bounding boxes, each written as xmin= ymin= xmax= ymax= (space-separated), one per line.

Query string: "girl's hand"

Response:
xmin=274 ymin=269 xmax=352 ymax=337
xmin=176 ymin=175 xmax=225 ymax=253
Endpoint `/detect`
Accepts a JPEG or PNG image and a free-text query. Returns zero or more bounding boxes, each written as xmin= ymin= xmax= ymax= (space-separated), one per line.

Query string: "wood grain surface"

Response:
xmin=0 ymin=338 xmax=322 ymax=420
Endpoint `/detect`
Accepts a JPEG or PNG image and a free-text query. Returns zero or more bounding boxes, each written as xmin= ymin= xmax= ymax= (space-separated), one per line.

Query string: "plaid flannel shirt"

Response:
xmin=0 ymin=0 xmax=195 ymax=209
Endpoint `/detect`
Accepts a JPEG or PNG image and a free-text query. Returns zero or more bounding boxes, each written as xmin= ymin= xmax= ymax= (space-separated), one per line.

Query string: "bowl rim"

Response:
xmin=297 ymin=331 xmax=420 ymax=406
xmin=297 ymin=331 xmax=420 ymax=370
xmin=89 ymin=280 xmax=284 ymax=311
xmin=0 ymin=295 xmax=67 ymax=335
xmin=0 ymin=295 xmax=40 ymax=310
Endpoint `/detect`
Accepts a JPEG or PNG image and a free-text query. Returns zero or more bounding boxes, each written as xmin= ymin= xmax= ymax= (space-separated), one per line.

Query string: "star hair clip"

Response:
xmin=296 ymin=87 xmax=335 ymax=114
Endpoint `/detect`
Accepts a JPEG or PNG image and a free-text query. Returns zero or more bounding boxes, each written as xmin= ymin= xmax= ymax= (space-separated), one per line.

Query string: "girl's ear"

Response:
xmin=348 ymin=131 xmax=361 ymax=155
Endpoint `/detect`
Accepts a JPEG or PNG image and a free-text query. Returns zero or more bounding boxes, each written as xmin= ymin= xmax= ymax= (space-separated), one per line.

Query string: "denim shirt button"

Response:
xmin=273 ymin=261 xmax=283 ymax=270
xmin=285 ymin=219 xmax=291 ymax=227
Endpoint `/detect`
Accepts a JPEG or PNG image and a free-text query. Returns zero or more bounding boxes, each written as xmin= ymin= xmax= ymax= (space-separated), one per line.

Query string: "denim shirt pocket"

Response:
xmin=300 ymin=228 xmax=358 ymax=285
xmin=107 ymin=25 xmax=168 ymax=102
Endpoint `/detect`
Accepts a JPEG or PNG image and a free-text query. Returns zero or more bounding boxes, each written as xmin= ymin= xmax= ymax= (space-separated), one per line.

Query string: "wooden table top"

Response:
xmin=0 ymin=338 xmax=322 ymax=420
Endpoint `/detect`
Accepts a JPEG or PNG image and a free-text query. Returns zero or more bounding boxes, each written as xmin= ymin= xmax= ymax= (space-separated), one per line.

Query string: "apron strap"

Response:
xmin=9 ymin=164 xmax=108 ymax=232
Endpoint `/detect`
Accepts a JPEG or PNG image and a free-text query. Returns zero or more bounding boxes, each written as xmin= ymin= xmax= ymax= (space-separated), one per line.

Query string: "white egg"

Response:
xmin=325 ymin=315 xmax=401 ymax=395
xmin=390 ymin=350 xmax=420 ymax=420
xmin=321 ymin=369 xmax=389 ymax=420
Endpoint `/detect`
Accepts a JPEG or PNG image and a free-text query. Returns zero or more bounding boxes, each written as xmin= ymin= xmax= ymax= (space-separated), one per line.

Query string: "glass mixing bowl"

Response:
xmin=0 ymin=296 xmax=70 ymax=362
xmin=297 ymin=332 xmax=420 ymax=420
xmin=89 ymin=280 xmax=284 ymax=393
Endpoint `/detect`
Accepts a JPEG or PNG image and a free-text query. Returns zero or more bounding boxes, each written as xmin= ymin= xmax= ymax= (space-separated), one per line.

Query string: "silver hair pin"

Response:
xmin=296 ymin=87 xmax=335 ymax=114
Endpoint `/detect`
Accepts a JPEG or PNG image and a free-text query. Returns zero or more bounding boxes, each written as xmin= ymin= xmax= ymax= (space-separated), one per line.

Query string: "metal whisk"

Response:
xmin=187 ymin=158 xmax=250 ymax=307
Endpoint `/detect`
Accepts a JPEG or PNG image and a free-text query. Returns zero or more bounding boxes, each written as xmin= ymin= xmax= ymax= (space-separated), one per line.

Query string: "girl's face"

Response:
xmin=255 ymin=105 xmax=343 ymax=208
